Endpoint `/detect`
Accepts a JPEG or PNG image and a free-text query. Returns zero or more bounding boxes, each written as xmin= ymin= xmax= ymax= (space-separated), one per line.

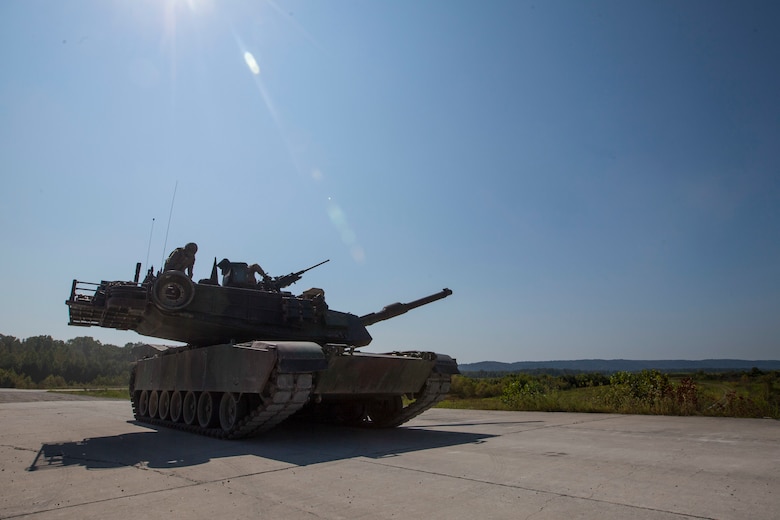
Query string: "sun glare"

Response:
xmin=244 ymin=52 xmax=261 ymax=75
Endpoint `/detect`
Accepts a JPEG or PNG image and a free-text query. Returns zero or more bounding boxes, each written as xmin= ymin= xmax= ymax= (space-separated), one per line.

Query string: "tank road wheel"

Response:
xmin=219 ymin=393 xmax=248 ymax=432
xmin=365 ymin=396 xmax=404 ymax=428
xmin=169 ymin=391 xmax=183 ymax=423
xmin=197 ymin=392 xmax=219 ymax=428
xmin=152 ymin=271 xmax=195 ymax=311
xmin=138 ymin=390 xmax=149 ymax=417
xmin=148 ymin=391 xmax=159 ymax=418
xmin=183 ymin=391 xmax=198 ymax=425
xmin=158 ymin=391 xmax=171 ymax=420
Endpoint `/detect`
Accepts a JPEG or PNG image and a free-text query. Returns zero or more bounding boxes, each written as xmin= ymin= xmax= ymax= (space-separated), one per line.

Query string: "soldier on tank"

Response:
xmin=217 ymin=258 xmax=271 ymax=288
xmin=248 ymin=263 xmax=270 ymax=284
xmin=164 ymin=242 xmax=197 ymax=278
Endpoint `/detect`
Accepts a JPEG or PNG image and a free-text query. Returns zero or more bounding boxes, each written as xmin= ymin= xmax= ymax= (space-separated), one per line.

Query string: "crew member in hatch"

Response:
xmin=164 ymin=242 xmax=197 ymax=278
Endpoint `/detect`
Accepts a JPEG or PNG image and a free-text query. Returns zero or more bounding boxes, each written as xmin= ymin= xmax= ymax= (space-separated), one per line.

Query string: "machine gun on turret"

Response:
xmin=360 ymin=288 xmax=453 ymax=326
xmin=267 ymin=259 xmax=330 ymax=292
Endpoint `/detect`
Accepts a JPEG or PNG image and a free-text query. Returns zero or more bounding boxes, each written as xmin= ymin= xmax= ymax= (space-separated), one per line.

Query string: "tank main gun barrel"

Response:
xmin=360 ymin=288 xmax=453 ymax=326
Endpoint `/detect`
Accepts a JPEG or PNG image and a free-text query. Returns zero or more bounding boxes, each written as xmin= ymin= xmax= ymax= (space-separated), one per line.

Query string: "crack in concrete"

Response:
xmin=502 ymin=414 xmax=630 ymax=436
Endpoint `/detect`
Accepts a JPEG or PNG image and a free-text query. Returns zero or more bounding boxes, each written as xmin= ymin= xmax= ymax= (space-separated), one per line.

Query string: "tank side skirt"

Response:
xmin=371 ymin=371 xmax=452 ymax=428
xmin=133 ymin=343 xmax=280 ymax=393
xmin=366 ymin=351 xmax=457 ymax=427
xmin=303 ymin=350 xmax=456 ymax=428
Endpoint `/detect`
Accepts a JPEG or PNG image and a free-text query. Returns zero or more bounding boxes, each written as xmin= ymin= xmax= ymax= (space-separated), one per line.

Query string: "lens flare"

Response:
xmin=243 ymin=51 xmax=260 ymax=75
xmin=327 ymin=201 xmax=365 ymax=263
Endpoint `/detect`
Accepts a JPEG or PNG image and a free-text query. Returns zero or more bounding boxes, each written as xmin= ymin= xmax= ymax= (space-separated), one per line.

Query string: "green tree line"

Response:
xmin=0 ymin=334 xmax=137 ymax=388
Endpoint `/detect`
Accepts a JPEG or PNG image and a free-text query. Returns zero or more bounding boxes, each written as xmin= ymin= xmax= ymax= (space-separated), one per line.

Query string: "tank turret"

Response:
xmin=67 ymin=260 xmax=451 ymax=348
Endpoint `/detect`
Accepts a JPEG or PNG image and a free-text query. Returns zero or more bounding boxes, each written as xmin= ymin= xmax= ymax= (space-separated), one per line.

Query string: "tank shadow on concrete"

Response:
xmin=27 ymin=421 xmax=494 ymax=472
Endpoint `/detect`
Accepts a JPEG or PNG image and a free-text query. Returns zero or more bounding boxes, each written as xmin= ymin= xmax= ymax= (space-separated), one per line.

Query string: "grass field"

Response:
xmin=441 ymin=370 xmax=780 ymax=419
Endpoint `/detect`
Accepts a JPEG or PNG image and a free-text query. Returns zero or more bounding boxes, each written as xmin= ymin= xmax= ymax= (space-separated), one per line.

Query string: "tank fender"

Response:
xmin=263 ymin=341 xmax=328 ymax=373
xmin=433 ymin=353 xmax=460 ymax=375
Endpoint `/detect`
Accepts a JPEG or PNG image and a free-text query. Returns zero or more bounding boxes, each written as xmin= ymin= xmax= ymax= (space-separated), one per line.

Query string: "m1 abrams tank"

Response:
xmin=66 ymin=255 xmax=457 ymax=439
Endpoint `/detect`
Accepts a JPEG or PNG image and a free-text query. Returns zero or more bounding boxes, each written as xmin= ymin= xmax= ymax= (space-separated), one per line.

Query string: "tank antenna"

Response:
xmin=145 ymin=217 xmax=155 ymax=272
xmin=160 ymin=181 xmax=178 ymax=270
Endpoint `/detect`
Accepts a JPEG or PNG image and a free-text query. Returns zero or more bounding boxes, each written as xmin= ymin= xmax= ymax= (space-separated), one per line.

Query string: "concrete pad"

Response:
xmin=1 ymin=391 xmax=777 ymax=519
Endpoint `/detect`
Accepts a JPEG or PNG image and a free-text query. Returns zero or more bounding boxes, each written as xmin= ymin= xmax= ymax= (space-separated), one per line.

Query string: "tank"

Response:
xmin=66 ymin=255 xmax=458 ymax=438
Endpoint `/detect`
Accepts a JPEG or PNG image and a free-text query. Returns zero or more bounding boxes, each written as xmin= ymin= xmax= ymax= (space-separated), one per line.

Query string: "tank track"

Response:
xmin=129 ymin=367 xmax=451 ymax=436
xmin=370 ymin=372 xmax=452 ymax=428
xmin=129 ymin=367 xmax=313 ymax=439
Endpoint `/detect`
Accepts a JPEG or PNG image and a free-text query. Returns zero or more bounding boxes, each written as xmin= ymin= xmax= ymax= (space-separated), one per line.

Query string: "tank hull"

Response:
xmin=130 ymin=341 xmax=458 ymax=438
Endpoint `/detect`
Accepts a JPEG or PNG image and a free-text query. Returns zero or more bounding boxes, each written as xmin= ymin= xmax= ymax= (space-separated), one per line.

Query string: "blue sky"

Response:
xmin=1 ymin=0 xmax=778 ymax=363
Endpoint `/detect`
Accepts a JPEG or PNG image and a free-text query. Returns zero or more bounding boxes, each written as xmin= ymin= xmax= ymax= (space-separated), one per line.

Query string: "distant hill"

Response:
xmin=458 ymin=359 xmax=780 ymax=374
